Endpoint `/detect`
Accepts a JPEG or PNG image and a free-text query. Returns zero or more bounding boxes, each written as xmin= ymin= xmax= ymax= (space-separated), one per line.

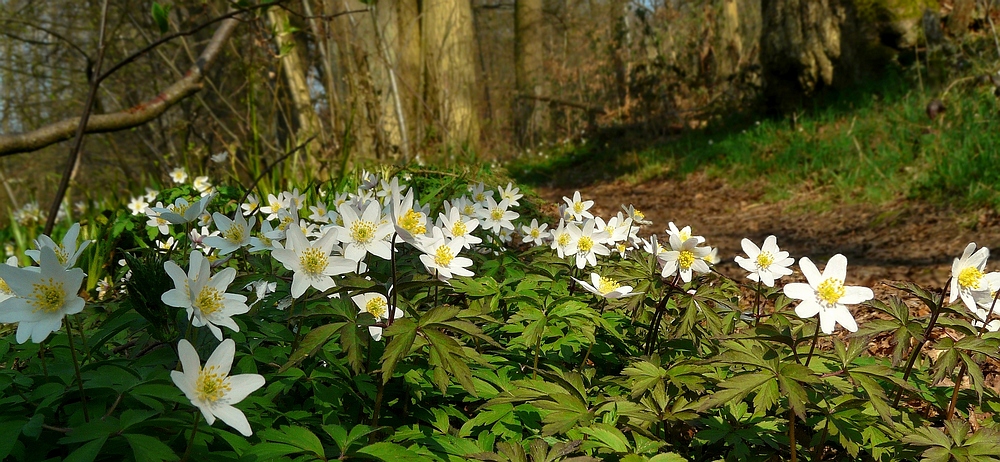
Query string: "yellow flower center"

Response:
xmin=452 ymin=221 xmax=468 ymax=237
xmin=173 ymin=203 xmax=191 ymax=217
xmin=194 ymin=286 xmax=224 ymax=316
xmin=616 ymin=242 xmax=627 ymax=253
xmin=397 ymin=210 xmax=426 ymax=235
xmin=196 ymin=365 xmax=231 ymax=403
xmin=679 ymin=230 xmax=691 ymax=241
xmin=606 ymin=224 xmax=616 ymax=234
xmin=299 ymin=247 xmax=329 ymax=276
xmin=817 ymin=278 xmax=846 ymax=305
xmin=223 ymin=224 xmax=245 ymax=245
xmin=756 ymin=251 xmax=774 ymax=270
xmin=959 ymin=266 xmax=984 ymax=290
xmin=434 ymin=245 xmax=454 ymax=267
xmin=268 ymin=199 xmax=282 ymax=210
xmin=55 ymin=245 xmax=70 ymax=265
xmin=255 ymin=232 xmax=272 ymax=248
xmin=490 ymin=208 xmax=504 ymax=221
xmin=634 ymin=209 xmax=645 ymax=220
xmin=573 ymin=202 xmax=584 ymax=214
xmin=677 ymin=250 xmax=695 ymax=270
xmin=597 ymin=276 xmax=621 ymax=294
xmin=350 ymin=220 xmax=377 ymax=244
xmin=30 ymin=278 xmax=65 ymax=313
xmin=475 ymin=193 xmax=486 ymax=202
xmin=365 ymin=297 xmax=388 ymax=318
xmin=578 ymin=236 xmax=594 ymax=253
xmin=530 ymin=229 xmax=540 ymax=238
xmin=463 ymin=204 xmax=476 ymax=216
xmin=278 ymin=215 xmax=294 ymax=231
xmin=0 ymin=279 xmax=11 ymax=295
xmin=557 ymin=233 xmax=571 ymax=247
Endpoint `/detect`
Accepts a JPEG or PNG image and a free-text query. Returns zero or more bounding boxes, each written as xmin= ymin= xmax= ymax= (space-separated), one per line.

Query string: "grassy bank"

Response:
xmin=509 ymin=62 xmax=1000 ymax=209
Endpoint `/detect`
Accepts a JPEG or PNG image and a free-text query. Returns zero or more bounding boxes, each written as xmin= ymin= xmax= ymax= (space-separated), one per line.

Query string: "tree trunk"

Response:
xmin=423 ymin=0 xmax=481 ymax=148
xmin=514 ymin=0 xmax=546 ymax=147
xmin=949 ymin=0 xmax=975 ymax=38
xmin=268 ymin=7 xmax=324 ymax=164
xmin=760 ymin=0 xmax=844 ymax=108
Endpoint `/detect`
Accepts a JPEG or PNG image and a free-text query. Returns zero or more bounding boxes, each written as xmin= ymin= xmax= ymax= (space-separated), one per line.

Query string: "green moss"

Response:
xmin=853 ymin=0 xmax=939 ymax=22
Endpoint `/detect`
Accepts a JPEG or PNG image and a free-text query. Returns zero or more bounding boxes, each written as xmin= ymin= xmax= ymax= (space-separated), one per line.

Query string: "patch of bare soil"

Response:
xmin=538 ymin=172 xmax=1000 ymax=290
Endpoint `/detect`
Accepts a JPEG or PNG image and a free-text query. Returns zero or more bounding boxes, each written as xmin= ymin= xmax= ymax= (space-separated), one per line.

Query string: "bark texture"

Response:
xmin=423 ymin=0 xmax=481 ymax=147
xmin=514 ymin=0 xmax=546 ymax=147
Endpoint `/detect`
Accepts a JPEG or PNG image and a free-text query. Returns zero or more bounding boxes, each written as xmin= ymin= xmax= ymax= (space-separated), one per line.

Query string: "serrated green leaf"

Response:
xmin=279 ymin=322 xmax=344 ymax=373
xmin=124 ymin=433 xmax=178 ymax=462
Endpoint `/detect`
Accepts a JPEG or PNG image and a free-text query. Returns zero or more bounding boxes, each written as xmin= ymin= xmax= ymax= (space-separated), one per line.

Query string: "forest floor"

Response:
xmin=535 ymin=173 xmax=1000 ymax=329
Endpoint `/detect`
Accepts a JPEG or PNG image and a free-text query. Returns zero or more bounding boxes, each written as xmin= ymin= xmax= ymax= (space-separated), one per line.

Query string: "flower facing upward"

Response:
xmin=351 ymin=291 xmax=404 ymax=341
xmin=658 ymin=234 xmax=711 ymax=282
xmin=563 ymin=191 xmax=594 ymax=222
xmin=438 ymin=206 xmax=481 ymax=249
xmin=734 ymin=235 xmax=794 ymax=287
xmin=478 ymin=197 xmax=518 ymax=234
xmin=418 ymin=235 xmax=474 ymax=282
xmin=0 ymin=246 xmax=86 ymax=343
xmin=336 ymin=201 xmax=393 ymax=262
xmin=204 ymin=212 xmax=256 ymax=255
xmin=783 ymin=254 xmax=873 ymax=334
xmin=169 ymin=167 xmax=188 ymax=184
xmin=272 ymin=224 xmax=355 ymax=298
xmin=162 ymin=250 xmax=251 ymax=341
xmin=171 ymin=339 xmax=264 ymax=436
xmin=951 ymin=243 xmax=990 ymax=313
xmin=521 ymin=219 xmax=550 ymax=246
xmin=568 ymin=220 xmax=610 ymax=269
xmin=573 ymin=273 xmax=639 ymax=299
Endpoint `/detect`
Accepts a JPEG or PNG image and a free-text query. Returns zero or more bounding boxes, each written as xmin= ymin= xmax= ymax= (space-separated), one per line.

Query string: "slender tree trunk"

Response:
xmin=514 ymin=0 xmax=546 ymax=147
xmin=268 ymin=7 xmax=324 ymax=165
xmin=423 ymin=0 xmax=481 ymax=148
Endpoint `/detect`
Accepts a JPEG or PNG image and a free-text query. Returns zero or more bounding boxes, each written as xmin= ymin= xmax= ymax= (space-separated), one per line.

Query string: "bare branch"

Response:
xmin=0 ymin=14 xmax=240 ymax=156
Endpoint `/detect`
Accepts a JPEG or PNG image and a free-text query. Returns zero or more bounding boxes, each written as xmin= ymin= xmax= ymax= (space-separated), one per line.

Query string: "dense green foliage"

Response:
xmin=1 ymin=169 xmax=1000 ymax=462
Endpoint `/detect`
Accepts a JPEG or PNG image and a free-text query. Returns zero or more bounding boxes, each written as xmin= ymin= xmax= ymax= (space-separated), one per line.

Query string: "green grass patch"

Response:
xmin=509 ymin=63 xmax=1000 ymax=209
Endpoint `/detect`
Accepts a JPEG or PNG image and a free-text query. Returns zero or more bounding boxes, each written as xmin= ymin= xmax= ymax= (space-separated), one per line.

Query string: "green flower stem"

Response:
xmin=894 ymin=276 xmax=952 ymax=406
xmin=64 ymin=317 xmax=90 ymax=422
xmin=804 ymin=320 xmax=821 ymax=367
xmin=645 ymin=274 xmax=680 ymax=355
xmin=371 ymin=379 xmax=386 ymax=428
xmin=180 ymin=412 xmax=200 ymax=462
xmin=39 ymin=340 xmax=48 ymax=379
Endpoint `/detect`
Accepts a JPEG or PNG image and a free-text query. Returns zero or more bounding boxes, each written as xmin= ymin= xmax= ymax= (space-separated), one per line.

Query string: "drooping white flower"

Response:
xmin=734 ymin=235 xmax=794 ymax=287
xmin=171 ymin=339 xmax=264 ymax=436
xmin=272 ymin=224 xmax=355 ymax=298
xmin=783 ymin=254 xmax=873 ymax=334
xmin=25 ymin=222 xmax=93 ymax=269
xmin=152 ymin=195 xmax=213 ymax=225
xmin=0 ymin=246 xmax=86 ymax=343
xmin=336 ymin=201 xmax=393 ymax=262
xmin=563 ymin=191 xmax=594 ymax=222
xmin=951 ymin=243 xmax=990 ymax=314
xmin=351 ymin=291 xmax=403 ymax=341
xmin=169 ymin=167 xmax=188 ymax=184
xmin=659 ymin=234 xmax=711 ymax=282
xmin=573 ymin=273 xmax=639 ymax=299
xmin=622 ymin=204 xmax=652 ymax=226
xmin=204 ymin=212 xmax=256 ymax=255
xmin=162 ymin=250 xmax=251 ymax=341
xmin=521 ymin=219 xmax=550 ymax=246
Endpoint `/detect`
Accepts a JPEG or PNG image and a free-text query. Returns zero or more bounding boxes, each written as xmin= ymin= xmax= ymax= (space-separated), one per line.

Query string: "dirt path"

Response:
xmin=537 ymin=173 xmax=1000 ymax=292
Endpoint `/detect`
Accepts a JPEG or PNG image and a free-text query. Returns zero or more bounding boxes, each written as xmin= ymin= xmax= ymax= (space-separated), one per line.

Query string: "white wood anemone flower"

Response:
xmin=734 ymin=235 xmax=795 ymax=287
xmin=783 ymin=254 xmax=873 ymax=334
xmin=0 ymin=246 xmax=86 ymax=343
xmin=351 ymin=291 xmax=404 ymax=341
xmin=171 ymin=339 xmax=264 ymax=436
xmin=950 ymin=242 xmax=990 ymax=314
xmin=335 ymin=201 xmax=393 ymax=262
xmin=573 ymin=273 xmax=640 ymax=299
xmin=25 ymin=222 xmax=93 ymax=269
xmin=658 ymin=234 xmax=711 ymax=282
xmin=161 ymin=250 xmax=251 ymax=341
xmin=272 ymin=224 xmax=356 ymax=298
xmin=203 ymin=212 xmax=256 ymax=255
xmin=418 ymin=233 xmax=474 ymax=282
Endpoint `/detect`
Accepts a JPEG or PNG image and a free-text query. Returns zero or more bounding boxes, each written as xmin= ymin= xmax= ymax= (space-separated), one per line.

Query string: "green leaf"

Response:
xmin=579 ymin=423 xmax=630 ymax=453
xmin=0 ymin=420 xmax=26 ymax=459
xmin=151 ymin=3 xmax=170 ymax=33
xmin=259 ymin=426 xmax=326 ymax=458
xmin=124 ymin=433 xmax=179 ymax=462
xmin=380 ymin=317 xmax=418 ymax=383
xmin=280 ymin=322 xmax=345 ymax=373
xmin=64 ymin=436 xmax=107 ymax=462
xmin=355 ymin=441 xmax=429 ymax=461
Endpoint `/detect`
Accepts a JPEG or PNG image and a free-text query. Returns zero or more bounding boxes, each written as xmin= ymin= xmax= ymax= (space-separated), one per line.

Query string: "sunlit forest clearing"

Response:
xmin=3 ymin=1 xmax=1000 ymax=461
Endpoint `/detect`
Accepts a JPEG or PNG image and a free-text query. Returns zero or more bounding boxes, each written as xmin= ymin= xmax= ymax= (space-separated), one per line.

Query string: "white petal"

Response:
xmin=819 ymin=311 xmax=837 ymax=334
xmin=798 ymin=257 xmax=822 ymax=287
xmin=783 ymin=283 xmax=815 ymax=301
xmin=823 ymin=254 xmax=848 ymax=282
xmin=226 ymin=374 xmax=265 ymax=403
xmin=205 ymin=339 xmax=236 ymax=377
xmin=794 ymin=300 xmax=821 ymax=319
xmin=840 ymin=286 xmax=874 ymax=305
xmin=740 ymin=238 xmax=760 ymax=259
xmin=834 ymin=307 xmax=858 ymax=332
